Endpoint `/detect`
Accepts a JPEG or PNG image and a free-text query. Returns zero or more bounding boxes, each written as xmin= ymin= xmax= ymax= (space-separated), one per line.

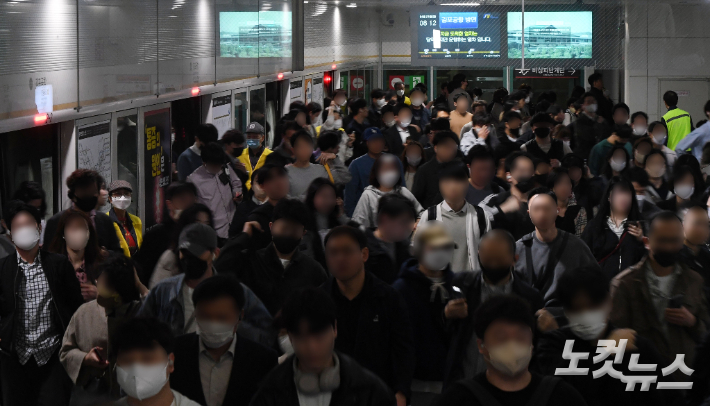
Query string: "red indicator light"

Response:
xmin=323 ymin=74 xmax=332 ymax=84
xmin=331 ymin=64 xmax=337 ymax=70
xmin=191 ymin=87 xmax=200 ymax=96
xmin=277 ymin=72 xmax=284 ymax=80
xmin=34 ymin=113 xmax=48 ymax=124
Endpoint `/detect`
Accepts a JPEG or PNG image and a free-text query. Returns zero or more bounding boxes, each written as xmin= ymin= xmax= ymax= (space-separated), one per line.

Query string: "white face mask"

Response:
xmin=279 ymin=334 xmax=294 ymax=355
xmin=384 ymin=120 xmax=396 ymax=128
xmin=585 ymin=104 xmax=598 ymax=114
xmin=197 ymin=320 xmax=236 ymax=348
xmin=652 ymin=133 xmax=667 ymax=145
xmin=376 ymin=98 xmax=386 ymax=108
xmin=525 ymin=96 xmax=531 ymax=104
xmin=116 ymin=361 xmax=169 ymax=401
xmin=484 ymin=341 xmax=533 ymax=377
xmin=111 ymin=196 xmax=131 ymax=211
xmin=702 ymin=165 xmax=710 ymax=176
xmin=675 ymin=184 xmax=695 ymax=200
xmin=633 ymin=126 xmax=647 ymax=136
xmin=378 ymin=170 xmax=400 ymax=188
xmin=411 ymin=98 xmax=423 ymax=107
xmin=399 ymin=118 xmax=412 ymax=127
xmin=566 ymin=309 xmax=608 ymax=340
xmin=423 ymin=248 xmax=453 ymax=271
xmin=65 ymin=230 xmax=90 ymax=251
xmin=396 ymin=90 xmax=405 ymax=97
xmin=610 ymin=159 xmax=627 ymax=172
xmin=171 ymin=209 xmax=183 ymax=221
xmin=11 ymin=226 xmax=40 ymax=251
xmin=407 ymin=155 xmax=422 ymax=167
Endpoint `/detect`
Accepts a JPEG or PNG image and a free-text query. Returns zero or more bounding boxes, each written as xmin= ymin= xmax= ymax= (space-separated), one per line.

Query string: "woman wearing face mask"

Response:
xmin=599 ymin=145 xmax=631 ymax=184
xmin=657 ymin=166 xmax=703 ymax=212
xmin=96 ymin=177 xmax=112 ymax=215
xmin=150 ymin=204 xmax=214 ymax=288
xmin=581 ymin=177 xmax=646 ymax=280
xmin=648 ymin=121 xmax=677 ymax=166
xmin=642 ymin=149 xmax=673 ymax=204
xmin=631 ymin=137 xmax=653 ymax=168
xmin=106 ymin=181 xmax=142 ymax=258
xmin=305 ymin=178 xmax=348 ymax=268
xmin=351 ymin=154 xmax=423 ymax=228
xmin=401 ymin=141 xmax=425 ymax=190
xmin=548 ymin=168 xmax=587 ymax=237
xmin=59 ymin=252 xmax=144 ymax=404
xmin=49 ymin=209 xmax=106 ymax=302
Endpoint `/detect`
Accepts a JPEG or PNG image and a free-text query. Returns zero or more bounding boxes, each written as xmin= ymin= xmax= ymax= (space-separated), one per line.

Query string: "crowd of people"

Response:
xmin=2 ymin=71 xmax=710 ymax=406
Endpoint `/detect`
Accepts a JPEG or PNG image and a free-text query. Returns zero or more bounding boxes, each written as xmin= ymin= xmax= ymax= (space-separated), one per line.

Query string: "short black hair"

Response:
xmin=613 ymin=124 xmax=633 ymax=140
xmin=440 ymin=81 xmax=449 ymax=90
xmin=503 ymin=110 xmax=522 ymax=123
xmin=473 ymin=294 xmax=535 ymax=339
xmin=377 ymin=193 xmax=417 ymax=221
xmin=307 ymin=102 xmax=322 ymax=114
xmin=201 ymin=142 xmax=227 ymax=165
xmin=101 ymin=252 xmax=141 ymax=302
xmin=380 ymin=104 xmax=396 ymax=117
xmin=111 ymin=317 xmax=174 ymax=358
xmin=628 ymin=166 xmax=650 ymax=187
xmin=546 ymin=167 xmax=570 ymax=189
xmin=471 ymin=87 xmax=483 ymax=97
xmin=430 ymin=117 xmax=451 ymax=132
xmin=557 ymin=265 xmax=609 ymax=309
xmin=438 ymin=161 xmax=469 ymax=182
xmin=394 ymin=103 xmax=411 ymax=116
xmin=317 ymin=130 xmax=341 ymax=151
xmin=471 ymin=114 xmax=491 ymax=127
xmin=192 ymin=274 xmax=245 ymax=312
xmin=505 ymin=151 xmax=534 ymax=173
xmin=663 ymin=90 xmax=679 ymax=107
xmin=12 ymin=181 xmax=47 ymax=218
xmin=587 ymin=72 xmax=603 ymax=86
xmin=256 ymin=164 xmax=288 ymax=186
xmin=272 ymin=198 xmax=310 ymax=228
xmin=4 ymin=200 xmax=41 ymax=231
xmin=324 ymin=225 xmax=367 ymax=249
xmin=432 ymin=130 xmax=460 ymax=146
xmin=580 ymin=92 xmax=597 ymax=104
xmin=282 ymin=288 xmax=337 ymax=336
xmin=530 ymin=113 xmax=555 ymax=127
xmin=349 ymin=98 xmax=367 ymax=113
xmin=66 ymin=169 xmax=100 ymax=199
xmin=613 ymin=103 xmax=630 ymax=116
xmin=370 ymin=88 xmax=385 ymax=100
xmin=280 ymin=120 xmax=302 ymax=135
xmin=465 ymin=144 xmax=494 ymax=166
xmin=431 ymin=104 xmax=450 ymax=118
xmin=647 ymin=121 xmax=667 ymax=135
xmin=194 ymin=123 xmax=219 ymax=144
xmin=409 ymin=87 xmax=424 ymax=96
xmin=290 ymin=130 xmax=314 ymax=148
xmin=649 ymin=210 xmax=682 ymax=236
xmin=451 ymin=73 xmax=467 ymax=87
xmin=166 ymin=181 xmax=198 ymax=201
xmin=561 ymin=154 xmax=584 ymax=170
xmin=528 ymin=187 xmax=557 ymax=204
xmin=479 ymin=229 xmax=516 ymax=256
xmin=453 ymin=92 xmax=469 ymax=103
xmin=221 ymin=129 xmax=245 ymax=146
xmin=631 ymin=111 xmax=649 ymax=124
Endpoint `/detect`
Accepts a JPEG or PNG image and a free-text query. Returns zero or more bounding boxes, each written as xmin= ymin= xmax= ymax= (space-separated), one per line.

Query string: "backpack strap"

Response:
xmin=457 ymin=379 xmax=505 ymax=406
xmin=525 ymin=376 xmax=561 ymax=406
xmin=473 ymin=205 xmax=488 ymax=237
xmin=427 ymin=206 xmax=437 ymax=222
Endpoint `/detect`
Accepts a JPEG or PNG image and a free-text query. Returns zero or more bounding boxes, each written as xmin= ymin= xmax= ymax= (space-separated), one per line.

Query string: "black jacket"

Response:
xmin=245 ymin=202 xmax=276 ymax=251
xmin=412 ymin=158 xmax=460 ymax=209
xmin=493 ymin=134 xmax=522 ymax=161
xmin=45 ymin=209 xmax=121 ymax=253
xmin=364 ymin=228 xmax=411 ymax=285
xmin=368 ymin=106 xmax=383 ymax=130
xmin=568 ymin=114 xmax=610 ymax=161
xmin=0 ymin=250 xmax=84 ymax=354
xmin=481 ymin=191 xmax=535 ymax=241
xmin=581 ymin=217 xmax=646 ymax=281
xmin=216 ymin=233 xmax=328 ymax=316
xmin=171 ymin=332 xmax=278 ymax=406
xmin=523 ymin=138 xmax=566 ymax=162
xmin=249 ymin=352 xmax=394 ymax=406
xmin=589 ymin=87 xmax=614 ymax=124
xmin=132 ymin=218 xmax=175 ymax=285
xmin=323 ymin=274 xmax=415 ymax=397
xmin=383 ymin=125 xmax=420 ymax=158
xmin=444 ymin=271 xmax=544 ymax=387
xmin=680 ymin=245 xmax=710 ymax=309
xmin=228 ymin=192 xmax=261 ymax=238
xmin=691 ymin=331 xmax=710 ymax=406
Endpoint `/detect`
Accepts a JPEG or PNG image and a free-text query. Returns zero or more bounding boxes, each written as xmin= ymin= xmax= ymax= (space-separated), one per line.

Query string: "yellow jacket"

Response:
xmin=107 ymin=209 xmax=143 ymax=257
xmin=237 ymin=147 xmax=273 ymax=190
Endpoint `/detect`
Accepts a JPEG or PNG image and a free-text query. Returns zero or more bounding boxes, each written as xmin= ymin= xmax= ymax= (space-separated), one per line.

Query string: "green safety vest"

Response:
xmin=663 ymin=108 xmax=692 ymax=150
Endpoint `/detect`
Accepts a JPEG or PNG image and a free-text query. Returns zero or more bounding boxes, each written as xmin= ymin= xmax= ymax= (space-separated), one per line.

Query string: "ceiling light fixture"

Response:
xmin=346 ymin=2 xmax=356 ymax=7
xmin=440 ymin=2 xmax=480 ymax=5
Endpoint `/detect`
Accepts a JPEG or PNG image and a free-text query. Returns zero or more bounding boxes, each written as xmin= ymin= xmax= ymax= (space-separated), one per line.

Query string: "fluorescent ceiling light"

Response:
xmin=440 ymin=2 xmax=480 ymax=5
xmin=346 ymin=2 xmax=356 ymax=7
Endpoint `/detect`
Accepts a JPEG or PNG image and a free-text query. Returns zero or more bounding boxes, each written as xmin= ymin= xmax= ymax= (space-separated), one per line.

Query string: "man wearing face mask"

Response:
xmin=536 ymin=265 xmax=668 ymax=406
xmin=344 ymin=98 xmax=371 ymax=160
xmin=384 ymin=103 xmax=421 ymax=157
xmin=493 ymin=111 xmax=524 ymax=161
xmin=520 ymin=113 xmax=569 ymax=165
xmin=679 ymin=203 xmax=710 ymax=308
xmin=178 ymin=124 xmax=219 ymax=181
xmin=237 ymin=122 xmax=273 ymax=190
xmin=392 ymin=223 xmax=457 ymax=405
xmin=648 ymin=121 xmax=678 ymax=167
xmin=251 ymin=287 xmax=394 ymax=405
xmin=444 ymin=229 xmax=543 ymax=387
xmin=393 ymin=81 xmax=411 ymax=106
xmin=171 ymin=275 xmax=278 ymax=406
xmin=44 ymin=169 xmax=121 ymax=253
xmin=364 ymin=194 xmax=416 ymax=285
xmin=568 ymin=92 xmax=610 ymax=162
xmin=515 ymin=188 xmax=596 ymax=301
xmin=133 ymin=182 xmax=197 ymax=285
xmin=0 ymin=202 xmax=84 ymax=406
xmin=588 ymin=72 xmax=614 ymax=124
xmin=438 ymin=294 xmax=585 ymax=405
xmin=216 ymin=199 xmax=327 ymax=316
xmin=409 ymin=87 xmax=430 ymax=131
xmin=611 ymin=211 xmax=709 ymax=374
xmin=188 ymin=142 xmax=243 ymax=244
xmin=111 ymin=318 xmax=200 ymax=406
xmin=412 ymin=131 xmax=461 ymax=208
xmin=106 ymin=180 xmax=142 ymax=258
xmin=588 ymin=124 xmax=633 ymax=176
xmin=368 ymin=88 xmax=386 ymax=129
xmin=228 ymin=168 xmax=269 ymax=239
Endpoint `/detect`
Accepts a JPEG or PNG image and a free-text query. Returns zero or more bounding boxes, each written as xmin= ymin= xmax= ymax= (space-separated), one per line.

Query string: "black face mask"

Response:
xmin=533 ymin=173 xmax=549 ymax=186
xmin=509 ymin=128 xmax=520 ymax=137
xmin=233 ymin=147 xmax=245 ymax=158
xmin=74 ymin=195 xmax=98 ymax=212
xmin=479 ymin=261 xmax=511 ymax=284
xmin=515 ymin=176 xmax=536 ymax=193
xmin=653 ymin=249 xmax=681 ymax=267
xmin=534 ymin=127 xmax=551 ymax=138
xmin=180 ymin=250 xmax=209 ymax=280
xmin=273 ymin=235 xmax=301 ymax=254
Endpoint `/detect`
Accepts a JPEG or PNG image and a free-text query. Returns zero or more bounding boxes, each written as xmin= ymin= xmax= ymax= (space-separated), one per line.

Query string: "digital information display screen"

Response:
xmin=507 ymin=11 xmax=592 ymax=59
xmin=416 ymin=11 xmax=501 ymax=60
xmin=219 ymin=11 xmax=292 ymax=58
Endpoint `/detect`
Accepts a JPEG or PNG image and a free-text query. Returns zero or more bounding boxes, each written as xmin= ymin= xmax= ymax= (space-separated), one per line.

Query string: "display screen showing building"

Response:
xmin=219 ymin=11 xmax=292 ymax=58
xmin=507 ymin=11 xmax=592 ymax=59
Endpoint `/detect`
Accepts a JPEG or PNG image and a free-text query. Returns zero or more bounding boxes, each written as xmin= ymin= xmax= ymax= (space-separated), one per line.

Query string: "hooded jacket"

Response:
xmin=351 ymin=186 xmax=423 ymax=229
xmin=392 ymin=258 xmax=454 ymax=382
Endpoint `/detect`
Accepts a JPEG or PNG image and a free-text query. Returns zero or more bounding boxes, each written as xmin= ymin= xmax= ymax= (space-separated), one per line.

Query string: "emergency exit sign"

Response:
xmin=515 ymin=68 xmax=579 ymax=79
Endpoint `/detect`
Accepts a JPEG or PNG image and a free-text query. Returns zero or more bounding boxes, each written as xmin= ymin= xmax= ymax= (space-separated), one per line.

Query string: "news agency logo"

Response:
xmin=554 ymin=339 xmax=693 ymax=391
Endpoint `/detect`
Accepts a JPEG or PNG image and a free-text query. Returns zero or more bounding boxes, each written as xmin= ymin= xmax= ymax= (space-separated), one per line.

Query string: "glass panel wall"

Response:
xmin=234 ymin=91 xmax=248 ymax=133
xmin=116 ymin=113 xmax=139 ymax=216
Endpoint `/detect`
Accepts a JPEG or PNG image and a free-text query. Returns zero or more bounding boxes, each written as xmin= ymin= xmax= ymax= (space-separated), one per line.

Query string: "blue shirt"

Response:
xmin=675 ymin=121 xmax=710 ymax=161
xmin=177 ymin=148 xmax=202 ymax=181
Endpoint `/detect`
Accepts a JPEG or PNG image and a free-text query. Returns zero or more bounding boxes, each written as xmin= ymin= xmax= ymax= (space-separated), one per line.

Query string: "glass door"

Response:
xmin=233 ymin=88 xmax=248 ymax=133
xmin=138 ymin=103 xmax=172 ymax=231
xmin=113 ymin=109 xmax=139 ymax=216
xmin=249 ymin=85 xmax=268 ymax=146
xmin=75 ymin=114 xmax=113 ymax=215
